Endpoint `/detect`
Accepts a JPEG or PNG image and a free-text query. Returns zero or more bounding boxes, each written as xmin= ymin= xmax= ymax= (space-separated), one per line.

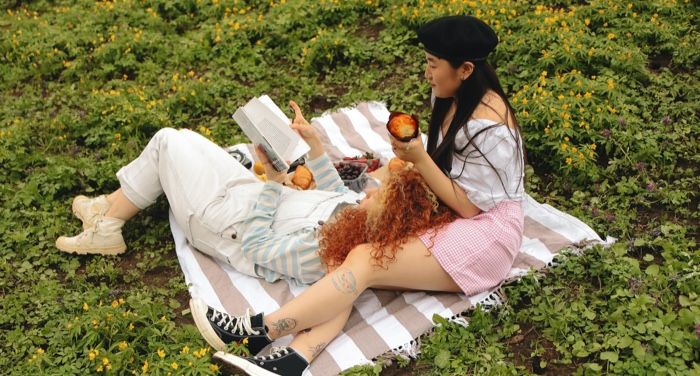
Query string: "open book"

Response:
xmin=232 ymin=95 xmax=310 ymax=172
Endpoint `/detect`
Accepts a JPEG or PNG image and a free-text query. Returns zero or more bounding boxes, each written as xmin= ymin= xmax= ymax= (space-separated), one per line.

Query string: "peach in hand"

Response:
xmin=387 ymin=112 xmax=419 ymax=142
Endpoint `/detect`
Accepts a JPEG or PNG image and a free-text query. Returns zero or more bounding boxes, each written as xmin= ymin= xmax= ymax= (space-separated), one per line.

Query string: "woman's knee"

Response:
xmin=152 ymin=127 xmax=180 ymax=146
xmin=340 ymin=244 xmax=379 ymax=285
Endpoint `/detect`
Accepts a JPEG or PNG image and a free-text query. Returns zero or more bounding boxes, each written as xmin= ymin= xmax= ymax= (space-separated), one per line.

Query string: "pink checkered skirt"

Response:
xmin=419 ymin=200 xmax=524 ymax=296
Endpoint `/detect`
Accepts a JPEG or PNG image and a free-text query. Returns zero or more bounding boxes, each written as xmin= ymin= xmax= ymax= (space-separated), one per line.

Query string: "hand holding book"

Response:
xmin=254 ymin=145 xmax=288 ymax=184
xmin=232 ymin=95 xmax=311 ymax=172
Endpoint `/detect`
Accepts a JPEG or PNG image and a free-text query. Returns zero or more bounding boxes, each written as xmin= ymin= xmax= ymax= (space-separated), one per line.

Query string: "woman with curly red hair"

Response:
xmin=318 ymin=166 xmax=457 ymax=271
xmin=197 ymin=15 xmax=525 ymax=376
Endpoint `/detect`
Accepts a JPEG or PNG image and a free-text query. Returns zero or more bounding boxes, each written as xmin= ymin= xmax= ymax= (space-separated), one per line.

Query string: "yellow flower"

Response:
xmin=561 ymin=143 xmax=568 ymax=150
xmin=565 ymin=157 xmax=572 ymax=165
xmin=102 ymin=357 xmax=110 ymax=366
xmin=142 ymin=361 xmax=149 ymax=373
xmin=89 ymin=351 xmax=97 ymax=361
xmin=119 ymin=341 xmax=128 ymax=351
xmin=83 ymin=303 xmax=90 ymax=311
xmin=36 ymin=348 xmax=44 ymax=355
xmin=242 ymin=337 xmax=249 ymax=345
xmin=591 ymin=143 xmax=597 ymax=150
xmin=210 ymin=364 xmax=219 ymax=372
xmin=128 ymin=323 xmax=135 ymax=330
xmin=157 ymin=349 xmax=166 ymax=358
xmin=111 ymin=300 xmax=119 ymax=308
xmin=584 ymin=18 xmax=590 ymax=26
xmin=193 ymin=348 xmax=207 ymax=358
xmin=607 ymin=79 xmax=615 ymax=90
xmin=171 ymin=362 xmax=178 ymax=369
xmin=180 ymin=346 xmax=189 ymax=354
xmin=607 ymin=33 xmax=615 ymax=40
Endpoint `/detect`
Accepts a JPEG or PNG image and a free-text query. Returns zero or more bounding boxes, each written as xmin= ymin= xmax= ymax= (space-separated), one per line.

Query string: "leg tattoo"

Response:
xmin=309 ymin=342 xmax=327 ymax=359
xmin=331 ymin=268 xmax=358 ymax=295
xmin=271 ymin=318 xmax=297 ymax=335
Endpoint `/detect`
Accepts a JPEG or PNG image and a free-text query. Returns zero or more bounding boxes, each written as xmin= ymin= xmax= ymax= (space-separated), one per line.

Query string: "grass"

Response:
xmin=0 ymin=0 xmax=698 ymax=375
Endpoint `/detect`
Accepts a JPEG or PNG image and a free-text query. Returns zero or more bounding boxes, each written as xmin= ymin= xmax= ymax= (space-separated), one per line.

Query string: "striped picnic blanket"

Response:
xmin=170 ymin=102 xmax=608 ymax=375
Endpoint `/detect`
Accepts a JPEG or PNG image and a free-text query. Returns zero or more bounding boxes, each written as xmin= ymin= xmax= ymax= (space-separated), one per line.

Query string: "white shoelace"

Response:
xmin=209 ymin=308 xmax=261 ymax=336
xmin=254 ymin=347 xmax=290 ymax=361
xmin=75 ymin=221 xmax=100 ymax=243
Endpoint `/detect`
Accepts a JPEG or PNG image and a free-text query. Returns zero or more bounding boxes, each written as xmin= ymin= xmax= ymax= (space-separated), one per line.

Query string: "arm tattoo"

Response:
xmin=331 ymin=268 xmax=358 ymax=294
xmin=271 ymin=318 xmax=297 ymax=334
xmin=309 ymin=342 xmax=327 ymax=359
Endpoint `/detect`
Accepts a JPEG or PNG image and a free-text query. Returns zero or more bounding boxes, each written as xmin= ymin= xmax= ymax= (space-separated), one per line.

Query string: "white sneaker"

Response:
xmin=55 ymin=216 xmax=126 ymax=255
xmin=72 ymin=195 xmax=111 ymax=229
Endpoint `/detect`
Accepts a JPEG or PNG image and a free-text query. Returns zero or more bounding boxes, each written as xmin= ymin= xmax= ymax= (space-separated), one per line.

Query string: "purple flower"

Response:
xmin=662 ymin=116 xmax=672 ymax=125
xmin=646 ymin=181 xmax=657 ymax=191
xmin=601 ymin=128 xmax=611 ymax=138
xmin=634 ymin=162 xmax=646 ymax=172
xmin=618 ymin=117 xmax=626 ymax=126
xmin=628 ymin=278 xmax=643 ymax=293
xmin=591 ymin=207 xmax=599 ymax=216
xmin=605 ymin=212 xmax=616 ymax=222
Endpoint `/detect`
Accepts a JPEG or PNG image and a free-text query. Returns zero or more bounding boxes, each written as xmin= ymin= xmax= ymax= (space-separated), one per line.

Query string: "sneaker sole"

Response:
xmin=213 ymin=351 xmax=281 ymax=376
xmin=189 ymin=298 xmax=227 ymax=351
xmin=55 ymin=240 xmax=126 ymax=256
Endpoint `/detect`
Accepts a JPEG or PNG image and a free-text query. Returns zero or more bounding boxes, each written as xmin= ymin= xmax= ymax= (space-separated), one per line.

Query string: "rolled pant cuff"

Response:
xmin=116 ymin=167 xmax=155 ymax=210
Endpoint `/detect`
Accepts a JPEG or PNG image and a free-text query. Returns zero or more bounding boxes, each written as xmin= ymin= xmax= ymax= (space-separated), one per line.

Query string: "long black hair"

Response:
xmin=426 ymin=59 xmax=525 ymax=198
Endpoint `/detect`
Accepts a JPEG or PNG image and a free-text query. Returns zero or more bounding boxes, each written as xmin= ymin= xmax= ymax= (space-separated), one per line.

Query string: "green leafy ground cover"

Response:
xmin=0 ymin=0 xmax=698 ymax=374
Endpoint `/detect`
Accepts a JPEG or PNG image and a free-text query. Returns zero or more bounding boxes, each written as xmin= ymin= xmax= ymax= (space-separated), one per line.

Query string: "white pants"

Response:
xmin=116 ymin=128 xmax=260 ymax=274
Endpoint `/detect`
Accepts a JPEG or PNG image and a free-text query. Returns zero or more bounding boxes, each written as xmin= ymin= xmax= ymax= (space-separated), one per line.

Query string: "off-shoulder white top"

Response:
xmin=437 ymin=118 xmax=524 ymax=212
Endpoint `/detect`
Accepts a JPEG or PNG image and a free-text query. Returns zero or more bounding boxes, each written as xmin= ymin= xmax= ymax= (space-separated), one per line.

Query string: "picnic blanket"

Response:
xmin=170 ymin=102 xmax=610 ymax=375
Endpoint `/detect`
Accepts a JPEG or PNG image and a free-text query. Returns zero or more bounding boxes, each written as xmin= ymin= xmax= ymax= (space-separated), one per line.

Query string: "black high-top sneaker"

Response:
xmin=190 ymin=298 xmax=272 ymax=354
xmin=213 ymin=346 xmax=309 ymax=376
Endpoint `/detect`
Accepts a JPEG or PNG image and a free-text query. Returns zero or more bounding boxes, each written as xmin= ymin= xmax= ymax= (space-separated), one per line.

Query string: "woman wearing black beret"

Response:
xmin=204 ymin=15 xmax=526 ymax=376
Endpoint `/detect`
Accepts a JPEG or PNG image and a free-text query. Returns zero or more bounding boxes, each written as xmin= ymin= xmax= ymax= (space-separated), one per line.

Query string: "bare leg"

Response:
xmin=264 ymin=238 xmax=460 ymax=339
xmin=105 ymin=188 xmax=140 ymax=221
xmin=287 ymin=306 xmax=352 ymax=362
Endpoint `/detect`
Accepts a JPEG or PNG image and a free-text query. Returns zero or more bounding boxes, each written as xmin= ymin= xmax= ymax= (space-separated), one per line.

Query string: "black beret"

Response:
xmin=417 ymin=15 xmax=498 ymax=62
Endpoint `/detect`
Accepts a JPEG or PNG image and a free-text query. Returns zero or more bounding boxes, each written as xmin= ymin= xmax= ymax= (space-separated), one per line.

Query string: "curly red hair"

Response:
xmin=318 ymin=167 xmax=457 ymax=269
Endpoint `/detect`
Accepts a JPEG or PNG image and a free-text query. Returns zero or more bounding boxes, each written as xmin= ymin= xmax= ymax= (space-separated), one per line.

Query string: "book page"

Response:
xmin=233 ymin=107 xmax=287 ymax=171
xmin=232 ymin=108 xmax=264 ymax=146
xmin=245 ymin=97 xmax=310 ymax=163
xmin=258 ymin=95 xmax=291 ymax=125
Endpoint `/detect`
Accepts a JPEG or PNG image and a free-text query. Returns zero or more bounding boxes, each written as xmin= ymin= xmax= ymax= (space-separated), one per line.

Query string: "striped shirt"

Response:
xmin=241 ymin=154 xmax=352 ymax=284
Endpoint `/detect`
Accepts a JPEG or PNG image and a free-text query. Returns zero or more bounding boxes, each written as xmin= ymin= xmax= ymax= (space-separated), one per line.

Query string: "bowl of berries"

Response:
xmin=335 ymin=161 xmax=368 ymax=193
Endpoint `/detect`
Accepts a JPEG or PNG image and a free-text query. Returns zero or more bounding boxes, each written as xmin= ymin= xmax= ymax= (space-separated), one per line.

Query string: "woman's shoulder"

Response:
xmin=470 ymin=91 xmax=516 ymax=129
